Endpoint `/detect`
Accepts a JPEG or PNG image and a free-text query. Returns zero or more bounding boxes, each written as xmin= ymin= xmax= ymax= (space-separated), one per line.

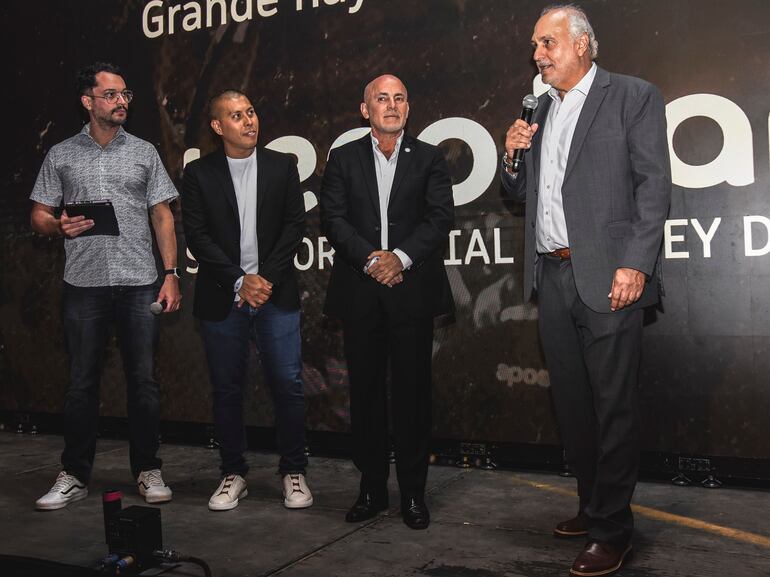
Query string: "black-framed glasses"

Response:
xmin=86 ymin=90 xmax=134 ymax=104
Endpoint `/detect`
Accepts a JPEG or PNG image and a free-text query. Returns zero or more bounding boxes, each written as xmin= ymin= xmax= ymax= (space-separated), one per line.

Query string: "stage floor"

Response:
xmin=1 ymin=432 xmax=769 ymax=576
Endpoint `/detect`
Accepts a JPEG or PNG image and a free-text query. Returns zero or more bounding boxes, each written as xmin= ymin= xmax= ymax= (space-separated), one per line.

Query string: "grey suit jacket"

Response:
xmin=502 ymin=66 xmax=671 ymax=313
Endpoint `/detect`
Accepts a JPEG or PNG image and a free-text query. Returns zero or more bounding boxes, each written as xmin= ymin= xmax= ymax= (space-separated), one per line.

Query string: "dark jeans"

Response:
xmin=61 ymin=282 xmax=162 ymax=484
xmin=199 ymin=302 xmax=307 ymax=477
xmin=538 ymin=255 xmax=643 ymax=546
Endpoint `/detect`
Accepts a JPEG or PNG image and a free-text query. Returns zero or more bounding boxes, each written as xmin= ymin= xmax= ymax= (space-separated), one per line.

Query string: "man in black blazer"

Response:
xmin=321 ymin=74 xmax=454 ymax=530
xmin=501 ymin=5 xmax=670 ymax=576
xmin=182 ymin=89 xmax=312 ymax=511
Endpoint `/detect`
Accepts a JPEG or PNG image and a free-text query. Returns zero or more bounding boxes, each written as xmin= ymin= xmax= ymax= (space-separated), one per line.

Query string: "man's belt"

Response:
xmin=543 ymin=247 xmax=571 ymax=260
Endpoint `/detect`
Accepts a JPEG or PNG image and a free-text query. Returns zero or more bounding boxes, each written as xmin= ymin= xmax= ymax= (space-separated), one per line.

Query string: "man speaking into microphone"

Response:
xmin=501 ymin=5 xmax=670 ymax=576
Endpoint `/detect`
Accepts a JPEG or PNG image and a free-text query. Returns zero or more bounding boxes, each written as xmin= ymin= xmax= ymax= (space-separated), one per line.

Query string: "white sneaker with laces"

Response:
xmin=209 ymin=474 xmax=248 ymax=511
xmin=283 ymin=473 xmax=313 ymax=509
xmin=35 ymin=471 xmax=88 ymax=511
xmin=137 ymin=469 xmax=173 ymax=503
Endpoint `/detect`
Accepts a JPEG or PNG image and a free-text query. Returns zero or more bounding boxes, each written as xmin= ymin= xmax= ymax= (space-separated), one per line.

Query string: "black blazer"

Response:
xmin=182 ymin=147 xmax=305 ymax=322
xmin=320 ymin=133 xmax=455 ymax=321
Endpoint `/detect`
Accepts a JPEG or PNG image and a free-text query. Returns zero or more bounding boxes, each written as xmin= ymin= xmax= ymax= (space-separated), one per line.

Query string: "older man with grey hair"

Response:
xmin=502 ymin=4 xmax=670 ymax=575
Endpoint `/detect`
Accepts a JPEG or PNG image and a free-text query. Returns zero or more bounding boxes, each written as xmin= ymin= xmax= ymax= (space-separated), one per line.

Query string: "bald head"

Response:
xmin=208 ymin=89 xmax=259 ymax=159
xmin=208 ymin=89 xmax=248 ymax=121
xmin=360 ymin=74 xmax=410 ymax=139
xmin=363 ymin=74 xmax=408 ymax=103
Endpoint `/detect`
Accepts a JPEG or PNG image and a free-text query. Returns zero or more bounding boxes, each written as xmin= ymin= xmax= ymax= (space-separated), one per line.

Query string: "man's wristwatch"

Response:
xmin=164 ymin=268 xmax=181 ymax=279
xmin=502 ymin=151 xmax=518 ymax=176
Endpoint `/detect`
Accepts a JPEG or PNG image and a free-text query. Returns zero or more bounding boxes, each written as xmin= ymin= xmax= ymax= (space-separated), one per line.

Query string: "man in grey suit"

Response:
xmin=501 ymin=5 xmax=670 ymax=576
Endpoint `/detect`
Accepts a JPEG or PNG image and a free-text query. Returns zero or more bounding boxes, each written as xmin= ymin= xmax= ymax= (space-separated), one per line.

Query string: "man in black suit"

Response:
xmin=182 ymin=89 xmax=312 ymax=511
xmin=501 ymin=5 xmax=670 ymax=575
xmin=321 ymin=74 xmax=454 ymax=530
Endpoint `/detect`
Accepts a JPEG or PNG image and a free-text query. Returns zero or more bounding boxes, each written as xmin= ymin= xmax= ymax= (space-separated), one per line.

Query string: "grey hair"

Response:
xmin=541 ymin=4 xmax=599 ymax=60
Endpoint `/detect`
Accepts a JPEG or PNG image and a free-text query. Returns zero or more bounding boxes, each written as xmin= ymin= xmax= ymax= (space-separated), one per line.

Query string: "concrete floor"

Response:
xmin=1 ymin=433 xmax=769 ymax=577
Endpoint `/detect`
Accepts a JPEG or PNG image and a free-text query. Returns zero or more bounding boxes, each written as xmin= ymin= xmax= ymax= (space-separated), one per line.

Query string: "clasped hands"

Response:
xmin=238 ymin=274 xmax=273 ymax=308
xmin=366 ymin=250 xmax=403 ymax=288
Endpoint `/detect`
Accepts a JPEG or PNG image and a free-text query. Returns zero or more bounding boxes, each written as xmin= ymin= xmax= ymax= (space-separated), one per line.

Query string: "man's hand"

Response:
xmin=366 ymin=250 xmax=404 ymax=287
xmin=504 ymin=119 xmax=540 ymax=166
xmin=608 ymin=267 xmax=646 ymax=311
xmin=59 ymin=209 xmax=94 ymax=238
xmin=383 ymin=272 xmax=404 ymax=287
xmin=238 ymin=274 xmax=273 ymax=308
xmin=155 ymin=275 xmax=182 ymax=313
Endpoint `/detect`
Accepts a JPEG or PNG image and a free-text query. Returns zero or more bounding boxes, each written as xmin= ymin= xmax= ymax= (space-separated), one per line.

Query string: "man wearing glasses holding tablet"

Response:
xmin=30 ymin=62 xmax=180 ymax=510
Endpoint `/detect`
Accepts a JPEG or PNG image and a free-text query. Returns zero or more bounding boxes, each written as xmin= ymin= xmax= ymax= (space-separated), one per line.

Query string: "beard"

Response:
xmin=108 ymin=107 xmax=128 ymax=126
xmin=95 ymin=106 xmax=127 ymax=128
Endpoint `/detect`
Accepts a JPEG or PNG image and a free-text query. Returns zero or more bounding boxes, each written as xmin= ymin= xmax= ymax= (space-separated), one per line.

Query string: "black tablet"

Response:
xmin=63 ymin=200 xmax=120 ymax=237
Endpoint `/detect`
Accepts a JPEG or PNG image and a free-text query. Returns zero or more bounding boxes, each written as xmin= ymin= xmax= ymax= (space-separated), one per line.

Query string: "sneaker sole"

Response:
xmin=209 ymin=489 xmax=248 ymax=511
xmin=35 ymin=489 xmax=88 ymax=511
xmin=144 ymin=492 xmax=173 ymax=504
xmin=284 ymin=496 xmax=314 ymax=509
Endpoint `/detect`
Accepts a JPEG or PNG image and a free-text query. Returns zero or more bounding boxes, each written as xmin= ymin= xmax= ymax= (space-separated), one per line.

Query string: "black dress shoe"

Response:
xmin=345 ymin=490 xmax=388 ymax=522
xmin=401 ymin=497 xmax=430 ymax=530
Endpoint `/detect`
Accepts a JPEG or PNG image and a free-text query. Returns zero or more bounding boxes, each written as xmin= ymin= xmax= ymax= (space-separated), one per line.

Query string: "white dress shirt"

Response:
xmin=536 ymin=63 xmax=597 ymax=254
xmin=371 ymin=132 xmax=412 ymax=270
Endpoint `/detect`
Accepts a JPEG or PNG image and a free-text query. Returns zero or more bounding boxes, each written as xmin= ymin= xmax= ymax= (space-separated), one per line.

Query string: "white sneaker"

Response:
xmin=137 ymin=469 xmax=172 ymax=503
xmin=35 ymin=471 xmax=88 ymax=511
xmin=208 ymin=474 xmax=248 ymax=511
xmin=282 ymin=473 xmax=313 ymax=509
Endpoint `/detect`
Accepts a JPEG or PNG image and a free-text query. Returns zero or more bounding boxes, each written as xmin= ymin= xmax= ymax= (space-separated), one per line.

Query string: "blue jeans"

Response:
xmin=61 ymin=282 xmax=162 ymax=483
xmin=200 ymin=302 xmax=307 ymax=477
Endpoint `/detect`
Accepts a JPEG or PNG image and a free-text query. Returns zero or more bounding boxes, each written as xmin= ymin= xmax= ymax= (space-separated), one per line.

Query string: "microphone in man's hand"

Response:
xmin=150 ymin=301 xmax=165 ymax=315
xmin=511 ymin=94 xmax=539 ymax=173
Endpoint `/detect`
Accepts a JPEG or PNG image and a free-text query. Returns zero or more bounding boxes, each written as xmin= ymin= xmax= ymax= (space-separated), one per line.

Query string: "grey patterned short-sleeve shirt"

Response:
xmin=30 ymin=124 xmax=178 ymax=287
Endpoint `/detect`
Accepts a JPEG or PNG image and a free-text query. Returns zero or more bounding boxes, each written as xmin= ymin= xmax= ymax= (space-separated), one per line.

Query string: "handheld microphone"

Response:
xmin=150 ymin=301 xmax=165 ymax=315
xmin=511 ymin=94 xmax=539 ymax=173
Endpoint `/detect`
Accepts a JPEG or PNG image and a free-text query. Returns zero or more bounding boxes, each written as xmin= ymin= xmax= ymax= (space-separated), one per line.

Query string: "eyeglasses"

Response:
xmin=86 ymin=90 xmax=134 ymax=104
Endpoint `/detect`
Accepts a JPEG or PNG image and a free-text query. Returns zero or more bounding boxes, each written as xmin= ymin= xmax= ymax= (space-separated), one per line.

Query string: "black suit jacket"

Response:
xmin=320 ymin=133 xmax=455 ymax=321
xmin=182 ymin=147 xmax=305 ymax=322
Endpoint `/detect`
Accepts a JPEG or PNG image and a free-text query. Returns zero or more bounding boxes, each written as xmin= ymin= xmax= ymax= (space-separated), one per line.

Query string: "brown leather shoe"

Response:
xmin=570 ymin=541 xmax=632 ymax=576
xmin=554 ymin=512 xmax=588 ymax=538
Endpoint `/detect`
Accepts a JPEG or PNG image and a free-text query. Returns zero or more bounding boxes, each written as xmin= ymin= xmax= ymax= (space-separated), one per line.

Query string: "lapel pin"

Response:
xmin=404 ymin=147 xmax=411 ymax=153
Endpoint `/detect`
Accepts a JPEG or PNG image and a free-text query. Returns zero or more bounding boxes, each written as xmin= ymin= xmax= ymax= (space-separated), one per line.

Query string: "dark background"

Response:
xmin=2 ymin=0 xmax=769 ymax=467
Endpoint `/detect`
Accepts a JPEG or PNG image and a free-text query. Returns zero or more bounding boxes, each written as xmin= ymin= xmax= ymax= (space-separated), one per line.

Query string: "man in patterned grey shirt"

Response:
xmin=30 ymin=62 xmax=180 ymax=510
